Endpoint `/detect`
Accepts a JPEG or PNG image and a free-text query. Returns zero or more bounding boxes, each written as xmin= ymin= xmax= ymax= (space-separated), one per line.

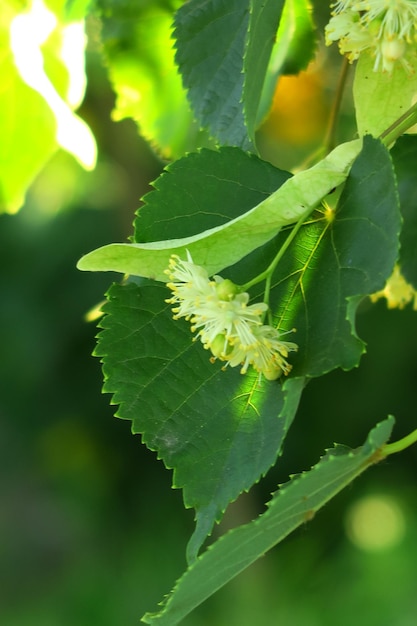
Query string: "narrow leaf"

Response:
xmin=142 ymin=417 xmax=395 ymax=625
xmin=77 ymin=140 xmax=361 ymax=280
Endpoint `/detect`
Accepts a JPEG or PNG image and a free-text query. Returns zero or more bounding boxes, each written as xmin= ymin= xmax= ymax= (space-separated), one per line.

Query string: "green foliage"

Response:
xmin=173 ymin=0 xmax=286 ymax=148
xmin=0 ymin=4 xmax=55 ymax=212
xmin=391 ymin=135 xmax=417 ymax=289
xmin=3 ymin=0 xmax=417 ymax=623
xmin=97 ymin=0 xmax=211 ymax=159
xmin=0 ymin=35 xmax=56 ymax=213
xmin=96 ymin=279 xmax=305 ymax=559
xmin=269 ymin=136 xmax=401 ymax=377
xmin=133 ymin=147 xmax=291 ymax=242
xmin=142 ymin=417 xmax=394 ymax=625
xmin=77 ymin=139 xmax=361 ymax=280
xmin=257 ymin=0 xmax=316 ymax=124
xmin=87 ymin=135 xmax=400 ymax=566
xmin=76 ymin=1 xmax=417 ymax=619
xmin=0 ymin=0 xmax=95 ymax=213
xmin=353 ymin=52 xmax=417 ymax=137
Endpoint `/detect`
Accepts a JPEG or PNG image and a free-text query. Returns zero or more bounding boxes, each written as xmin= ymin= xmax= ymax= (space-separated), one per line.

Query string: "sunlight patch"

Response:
xmin=10 ymin=0 xmax=96 ymax=169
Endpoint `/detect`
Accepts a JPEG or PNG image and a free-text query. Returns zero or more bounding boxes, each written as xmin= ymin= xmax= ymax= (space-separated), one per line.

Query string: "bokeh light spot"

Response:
xmin=345 ymin=494 xmax=406 ymax=552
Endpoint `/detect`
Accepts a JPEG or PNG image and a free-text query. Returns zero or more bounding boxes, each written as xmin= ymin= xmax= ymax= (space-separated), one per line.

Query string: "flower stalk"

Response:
xmin=382 ymin=427 xmax=417 ymax=456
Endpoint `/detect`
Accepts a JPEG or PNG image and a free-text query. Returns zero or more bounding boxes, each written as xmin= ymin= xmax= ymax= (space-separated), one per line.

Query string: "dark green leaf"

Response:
xmin=96 ymin=281 xmax=305 ymax=561
xmin=257 ymin=0 xmax=316 ymax=125
xmin=391 ymin=135 xmax=417 ymax=288
xmin=134 ymin=146 xmax=291 ymax=242
xmin=142 ymin=417 xmax=395 ymax=625
xmin=93 ymin=139 xmax=392 ymax=558
xmin=243 ymin=0 xmax=286 ymax=141
xmin=268 ymin=136 xmax=401 ymax=377
xmin=173 ymin=0 xmax=251 ymax=148
xmin=96 ymin=147 xmax=301 ymax=559
xmin=173 ymin=0 xmax=285 ymax=148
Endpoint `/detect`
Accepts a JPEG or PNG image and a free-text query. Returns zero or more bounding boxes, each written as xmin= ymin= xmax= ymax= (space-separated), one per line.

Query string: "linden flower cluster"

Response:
xmin=325 ymin=0 xmax=417 ymax=72
xmin=370 ymin=264 xmax=417 ymax=309
xmin=165 ymin=253 xmax=298 ymax=380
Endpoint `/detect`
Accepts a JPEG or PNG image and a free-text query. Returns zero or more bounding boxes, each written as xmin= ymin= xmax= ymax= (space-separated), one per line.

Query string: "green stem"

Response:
xmin=323 ymin=57 xmax=350 ymax=155
xmin=379 ymin=102 xmax=417 ymax=147
xmin=262 ymin=213 xmax=308 ymax=308
xmin=382 ymin=428 xmax=417 ymax=457
xmin=241 ymin=210 xmax=309 ymax=299
xmin=296 ymin=58 xmax=350 ymax=171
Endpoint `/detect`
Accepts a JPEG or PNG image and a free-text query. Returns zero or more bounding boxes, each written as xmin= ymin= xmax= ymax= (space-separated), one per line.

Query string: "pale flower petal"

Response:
xmin=165 ymin=253 xmax=298 ymax=378
xmin=370 ymin=264 xmax=417 ymax=309
xmin=325 ymin=0 xmax=417 ymax=72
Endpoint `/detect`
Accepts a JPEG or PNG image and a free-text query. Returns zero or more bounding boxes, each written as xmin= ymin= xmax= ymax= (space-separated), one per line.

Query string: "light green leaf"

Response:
xmin=77 ymin=139 xmax=361 ymax=280
xmin=353 ymin=52 xmax=417 ymax=137
xmin=0 ymin=0 xmax=95 ymax=213
xmin=98 ymin=0 xmax=210 ymax=160
xmin=142 ymin=417 xmax=395 ymax=625
xmin=0 ymin=33 xmax=56 ymax=213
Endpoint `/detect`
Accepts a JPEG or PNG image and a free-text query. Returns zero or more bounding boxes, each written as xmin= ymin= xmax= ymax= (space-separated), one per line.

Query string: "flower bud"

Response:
xmin=262 ymin=365 xmax=285 ymax=381
xmin=209 ymin=333 xmax=229 ymax=358
xmin=215 ymin=278 xmax=239 ymax=301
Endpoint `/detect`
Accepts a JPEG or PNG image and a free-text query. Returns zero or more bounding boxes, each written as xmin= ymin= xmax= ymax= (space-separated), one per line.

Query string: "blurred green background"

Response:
xmin=2 ymin=9 xmax=417 ymax=626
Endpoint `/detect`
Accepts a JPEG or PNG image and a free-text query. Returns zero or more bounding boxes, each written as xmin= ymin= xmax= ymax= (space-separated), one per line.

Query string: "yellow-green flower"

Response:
xmin=165 ymin=253 xmax=298 ymax=378
xmin=326 ymin=0 xmax=417 ymax=72
xmin=219 ymin=324 xmax=298 ymax=380
xmin=370 ymin=264 xmax=417 ymax=309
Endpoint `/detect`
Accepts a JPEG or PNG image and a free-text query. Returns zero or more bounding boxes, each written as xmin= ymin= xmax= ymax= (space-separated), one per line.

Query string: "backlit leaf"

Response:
xmin=173 ymin=0 xmax=286 ymax=148
xmin=77 ymin=139 xmax=361 ymax=280
xmin=97 ymin=0 xmax=211 ymax=159
xmin=354 ymin=52 xmax=417 ymax=138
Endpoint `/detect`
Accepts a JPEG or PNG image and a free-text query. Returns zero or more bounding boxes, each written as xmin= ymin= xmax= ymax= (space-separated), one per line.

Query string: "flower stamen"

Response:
xmin=165 ymin=253 xmax=298 ymax=378
xmin=325 ymin=0 xmax=417 ymax=72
